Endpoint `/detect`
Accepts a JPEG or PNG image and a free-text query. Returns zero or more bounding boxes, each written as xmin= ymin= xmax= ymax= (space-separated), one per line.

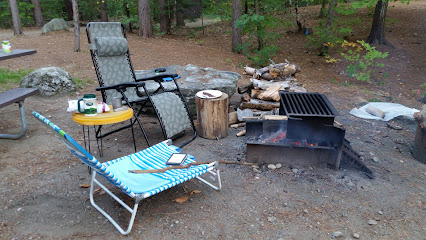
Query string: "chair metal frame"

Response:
xmin=86 ymin=22 xmax=197 ymax=148
xmin=33 ymin=112 xmax=221 ymax=235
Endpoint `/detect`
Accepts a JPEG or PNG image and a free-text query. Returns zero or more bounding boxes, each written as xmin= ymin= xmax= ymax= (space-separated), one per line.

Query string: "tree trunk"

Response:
xmin=175 ymin=0 xmax=185 ymax=27
xmin=71 ymin=0 xmax=80 ymax=52
xmin=139 ymin=0 xmax=152 ymax=38
xmin=244 ymin=0 xmax=248 ymax=14
xmin=63 ymin=0 xmax=73 ymax=21
xmin=366 ymin=0 xmax=389 ymax=45
xmin=319 ymin=0 xmax=337 ymax=56
xmin=232 ymin=0 xmax=242 ymax=53
xmin=100 ymin=0 xmax=108 ymax=22
xmin=254 ymin=0 xmax=259 ymax=14
xmin=125 ymin=3 xmax=133 ymax=33
xmin=31 ymin=0 xmax=44 ymax=27
xmin=159 ymin=0 xmax=171 ymax=34
xmin=319 ymin=0 xmax=327 ymax=18
xmin=9 ymin=0 xmax=22 ymax=35
xmin=295 ymin=0 xmax=302 ymax=32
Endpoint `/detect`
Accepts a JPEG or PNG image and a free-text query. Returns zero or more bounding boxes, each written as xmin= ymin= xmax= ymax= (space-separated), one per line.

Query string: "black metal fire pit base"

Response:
xmin=246 ymin=142 xmax=340 ymax=168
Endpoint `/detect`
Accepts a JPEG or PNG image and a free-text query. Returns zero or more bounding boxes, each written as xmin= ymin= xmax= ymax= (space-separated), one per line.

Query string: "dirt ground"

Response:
xmin=0 ymin=2 xmax=425 ymax=239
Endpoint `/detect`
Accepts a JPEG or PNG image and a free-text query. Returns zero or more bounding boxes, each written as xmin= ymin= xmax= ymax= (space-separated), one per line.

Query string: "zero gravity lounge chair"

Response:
xmin=86 ymin=22 xmax=196 ymax=148
xmin=33 ymin=112 xmax=221 ymax=235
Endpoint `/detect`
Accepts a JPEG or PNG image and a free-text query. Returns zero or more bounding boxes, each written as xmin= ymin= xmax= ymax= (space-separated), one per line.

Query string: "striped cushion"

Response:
xmin=32 ymin=111 xmax=210 ymax=199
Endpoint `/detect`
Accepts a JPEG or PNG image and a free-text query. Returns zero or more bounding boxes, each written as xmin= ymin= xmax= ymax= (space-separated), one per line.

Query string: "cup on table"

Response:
xmin=1 ymin=40 xmax=11 ymax=53
xmin=78 ymin=94 xmax=98 ymax=116
xmin=112 ymin=97 xmax=122 ymax=111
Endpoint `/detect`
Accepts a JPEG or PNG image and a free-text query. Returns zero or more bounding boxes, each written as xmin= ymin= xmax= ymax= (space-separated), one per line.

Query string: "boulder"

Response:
xmin=135 ymin=64 xmax=241 ymax=115
xmin=21 ymin=67 xmax=77 ymax=97
xmin=42 ymin=18 xmax=69 ymax=34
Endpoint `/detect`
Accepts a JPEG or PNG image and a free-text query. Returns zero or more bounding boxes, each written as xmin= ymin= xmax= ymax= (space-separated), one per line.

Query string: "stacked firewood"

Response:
xmin=229 ymin=61 xmax=306 ymax=136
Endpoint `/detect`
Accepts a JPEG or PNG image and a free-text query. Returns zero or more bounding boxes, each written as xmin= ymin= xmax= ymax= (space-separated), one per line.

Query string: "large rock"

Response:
xmin=42 ymin=18 xmax=69 ymax=34
xmin=135 ymin=64 xmax=241 ymax=115
xmin=21 ymin=67 xmax=77 ymax=97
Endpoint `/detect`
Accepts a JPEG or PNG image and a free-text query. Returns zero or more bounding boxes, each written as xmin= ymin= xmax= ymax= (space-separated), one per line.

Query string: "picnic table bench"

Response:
xmin=0 ymin=49 xmax=36 ymax=61
xmin=0 ymin=88 xmax=39 ymax=139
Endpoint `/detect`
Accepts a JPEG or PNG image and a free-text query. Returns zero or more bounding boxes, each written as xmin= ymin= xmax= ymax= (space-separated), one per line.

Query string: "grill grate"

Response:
xmin=279 ymin=91 xmax=338 ymax=117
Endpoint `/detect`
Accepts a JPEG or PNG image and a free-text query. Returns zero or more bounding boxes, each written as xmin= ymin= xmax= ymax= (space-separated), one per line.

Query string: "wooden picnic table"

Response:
xmin=0 ymin=49 xmax=36 ymax=61
xmin=0 ymin=88 xmax=39 ymax=139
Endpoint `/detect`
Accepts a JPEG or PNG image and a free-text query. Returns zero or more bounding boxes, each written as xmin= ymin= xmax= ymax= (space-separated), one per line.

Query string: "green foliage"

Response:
xmin=202 ymin=0 xmax=232 ymax=20
xmin=40 ymin=0 xmax=66 ymax=21
xmin=236 ymin=14 xmax=282 ymax=67
xmin=18 ymin=1 xmax=35 ymax=26
xmin=0 ymin=1 xmax=12 ymax=28
xmin=0 ymin=68 xmax=32 ymax=91
xmin=73 ymin=77 xmax=94 ymax=89
xmin=340 ymin=40 xmax=388 ymax=82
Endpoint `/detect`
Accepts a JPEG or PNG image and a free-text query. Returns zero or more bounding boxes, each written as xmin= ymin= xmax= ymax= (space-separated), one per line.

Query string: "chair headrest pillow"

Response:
xmin=94 ymin=37 xmax=129 ymax=57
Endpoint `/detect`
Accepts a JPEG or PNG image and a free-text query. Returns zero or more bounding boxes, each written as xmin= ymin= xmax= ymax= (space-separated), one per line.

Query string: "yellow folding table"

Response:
xmin=72 ymin=106 xmax=135 ymax=156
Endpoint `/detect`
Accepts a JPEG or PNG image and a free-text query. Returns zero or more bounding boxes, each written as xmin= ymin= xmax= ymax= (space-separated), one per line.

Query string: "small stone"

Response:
xmin=17 ymin=208 xmax=23 ymax=212
xmin=331 ymin=231 xmax=343 ymax=238
xmin=267 ymin=216 xmax=276 ymax=222
xmin=268 ymin=164 xmax=277 ymax=170
xmin=372 ymin=157 xmax=379 ymax=162
xmin=292 ymin=168 xmax=299 ymax=174
xmin=252 ymin=165 xmax=259 ymax=169
xmin=353 ymin=233 xmax=360 ymax=239
xmin=368 ymin=219 xmax=378 ymax=225
xmin=378 ymin=210 xmax=383 ymax=215
xmin=369 ymin=152 xmax=375 ymax=156
xmin=303 ymin=209 xmax=309 ymax=214
xmin=275 ymin=163 xmax=282 ymax=169
xmin=400 ymin=160 xmax=404 ymax=163
xmin=252 ymin=168 xmax=261 ymax=173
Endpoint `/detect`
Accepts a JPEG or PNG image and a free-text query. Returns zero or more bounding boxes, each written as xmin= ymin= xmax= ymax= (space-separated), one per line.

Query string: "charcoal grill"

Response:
xmin=246 ymin=91 xmax=346 ymax=169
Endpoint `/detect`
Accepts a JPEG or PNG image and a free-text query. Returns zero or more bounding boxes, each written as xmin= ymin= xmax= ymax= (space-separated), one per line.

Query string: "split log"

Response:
xmin=365 ymin=106 xmax=385 ymax=118
xmin=263 ymin=115 xmax=288 ymax=120
xmin=258 ymin=83 xmax=283 ymax=102
xmin=250 ymin=99 xmax=280 ymax=105
xmin=241 ymin=93 xmax=251 ymax=102
xmin=231 ymin=122 xmax=246 ymax=128
xmin=237 ymin=82 xmax=254 ymax=94
xmin=251 ymin=78 xmax=289 ymax=90
xmin=236 ymin=129 xmax=246 ymax=137
xmin=251 ymin=89 xmax=264 ymax=99
xmin=240 ymin=101 xmax=280 ymax=111
xmin=228 ymin=111 xmax=239 ymax=125
xmin=253 ymin=62 xmax=301 ymax=80
xmin=253 ymin=110 xmax=273 ymax=116
xmin=269 ymin=68 xmax=281 ymax=78
xmin=243 ymin=66 xmax=256 ymax=75
xmin=237 ymin=108 xmax=254 ymax=121
xmin=413 ymin=105 xmax=426 ymax=163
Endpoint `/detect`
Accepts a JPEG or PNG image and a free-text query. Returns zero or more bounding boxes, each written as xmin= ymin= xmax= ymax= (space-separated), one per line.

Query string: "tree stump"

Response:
xmin=196 ymin=92 xmax=229 ymax=139
xmin=413 ymin=105 xmax=426 ymax=163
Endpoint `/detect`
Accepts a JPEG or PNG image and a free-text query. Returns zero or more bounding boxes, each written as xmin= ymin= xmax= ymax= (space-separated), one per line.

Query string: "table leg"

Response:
xmin=130 ymin=119 xmax=136 ymax=152
xmin=95 ymin=125 xmax=103 ymax=157
xmin=0 ymin=101 xmax=28 ymax=139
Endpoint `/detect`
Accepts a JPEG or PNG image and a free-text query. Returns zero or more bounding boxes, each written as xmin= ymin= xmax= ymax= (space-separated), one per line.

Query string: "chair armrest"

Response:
xmin=136 ymin=73 xmax=178 ymax=82
xmin=96 ymin=82 xmax=145 ymax=91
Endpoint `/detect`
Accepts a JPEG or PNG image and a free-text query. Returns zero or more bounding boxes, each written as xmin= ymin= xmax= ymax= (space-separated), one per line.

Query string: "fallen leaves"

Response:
xmin=190 ymin=190 xmax=202 ymax=195
xmin=172 ymin=190 xmax=202 ymax=203
xmin=172 ymin=196 xmax=189 ymax=203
